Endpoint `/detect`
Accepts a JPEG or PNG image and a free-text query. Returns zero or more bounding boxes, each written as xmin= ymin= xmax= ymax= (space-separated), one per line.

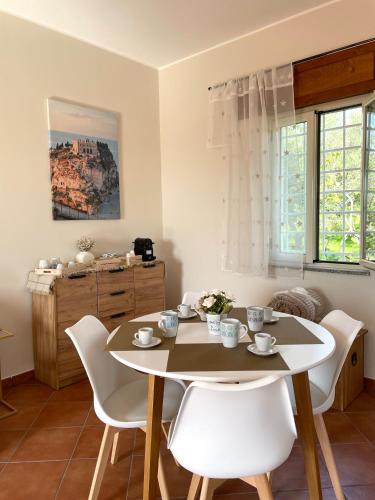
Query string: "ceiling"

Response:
xmin=0 ymin=0 xmax=337 ymax=68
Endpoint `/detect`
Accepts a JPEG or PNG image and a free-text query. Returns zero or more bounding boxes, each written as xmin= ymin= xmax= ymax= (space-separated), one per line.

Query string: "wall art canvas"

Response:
xmin=47 ymin=98 xmax=120 ymax=220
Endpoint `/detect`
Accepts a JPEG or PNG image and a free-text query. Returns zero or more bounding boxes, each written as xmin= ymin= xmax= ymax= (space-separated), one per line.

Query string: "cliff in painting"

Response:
xmin=48 ymin=99 xmax=120 ymax=220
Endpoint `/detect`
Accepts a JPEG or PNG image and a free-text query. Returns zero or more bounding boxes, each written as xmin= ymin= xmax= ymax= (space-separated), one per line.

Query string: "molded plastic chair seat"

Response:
xmin=98 ymin=377 xmax=185 ymax=427
xmin=65 ymin=315 xmax=185 ymax=500
xmin=287 ymin=310 xmax=364 ymax=500
xmin=285 ymin=377 xmax=334 ymax=415
xmin=168 ymin=376 xmax=296 ymax=499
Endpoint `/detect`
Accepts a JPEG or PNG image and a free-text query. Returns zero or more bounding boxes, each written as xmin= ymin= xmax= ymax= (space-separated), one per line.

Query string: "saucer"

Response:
xmin=247 ymin=344 xmax=279 ymax=356
xmin=132 ymin=337 xmax=161 ymax=349
xmin=263 ymin=316 xmax=279 ymax=324
xmin=178 ymin=311 xmax=198 ymax=320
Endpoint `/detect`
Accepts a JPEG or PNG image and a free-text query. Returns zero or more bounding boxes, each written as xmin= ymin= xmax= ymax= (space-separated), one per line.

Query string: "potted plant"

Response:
xmin=196 ymin=290 xmax=235 ymax=335
xmin=76 ymin=236 xmax=95 ymax=265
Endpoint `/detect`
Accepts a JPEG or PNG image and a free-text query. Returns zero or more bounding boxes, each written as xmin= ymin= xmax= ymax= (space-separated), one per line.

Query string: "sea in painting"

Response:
xmin=48 ymin=99 xmax=120 ymax=220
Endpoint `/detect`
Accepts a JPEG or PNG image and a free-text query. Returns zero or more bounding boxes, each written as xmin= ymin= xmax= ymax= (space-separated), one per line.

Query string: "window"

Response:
xmin=279 ymin=94 xmax=374 ymax=267
xmin=317 ymin=106 xmax=363 ymax=263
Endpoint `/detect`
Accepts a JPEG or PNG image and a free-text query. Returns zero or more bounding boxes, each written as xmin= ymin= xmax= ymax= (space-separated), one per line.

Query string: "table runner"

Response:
xmin=229 ymin=309 xmax=322 ymax=345
xmin=166 ymin=343 xmax=289 ymax=372
xmin=106 ymin=322 xmax=176 ymax=351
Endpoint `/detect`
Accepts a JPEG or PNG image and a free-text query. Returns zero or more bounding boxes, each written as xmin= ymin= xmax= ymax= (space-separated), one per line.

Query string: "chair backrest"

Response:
xmin=182 ymin=291 xmax=201 ymax=308
xmin=168 ymin=376 xmax=296 ymax=479
xmin=65 ymin=315 xmax=137 ymax=407
xmin=309 ymin=310 xmax=364 ymax=398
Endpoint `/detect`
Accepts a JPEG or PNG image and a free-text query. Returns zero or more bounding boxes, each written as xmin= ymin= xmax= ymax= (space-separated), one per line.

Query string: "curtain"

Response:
xmin=207 ymin=63 xmax=303 ymax=277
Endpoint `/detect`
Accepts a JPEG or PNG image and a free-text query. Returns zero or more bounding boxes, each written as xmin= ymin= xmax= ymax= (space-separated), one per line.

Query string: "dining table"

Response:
xmin=107 ymin=308 xmax=336 ymax=500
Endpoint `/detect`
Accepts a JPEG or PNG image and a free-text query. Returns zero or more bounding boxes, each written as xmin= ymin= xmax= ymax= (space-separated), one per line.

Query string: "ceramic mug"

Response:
xmin=158 ymin=310 xmax=179 ymax=338
xmin=254 ymin=332 xmax=276 ymax=352
xmin=177 ymin=304 xmax=191 ymax=317
xmin=247 ymin=306 xmax=264 ymax=332
xmin=263 ymin=307 xmax=273 ymax=321
xmin=135 ymin=327 xmax=153 ymax=345
xmin=206 ymin=313 xmax=222 ymax=336
xmin=220 ymin=318 xmax=248 ymax=348
xmin=38 ymin=259 xmax=49 ymax=269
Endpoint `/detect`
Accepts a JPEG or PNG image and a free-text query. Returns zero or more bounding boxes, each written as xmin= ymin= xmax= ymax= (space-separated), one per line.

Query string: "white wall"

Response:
xmin=159 ymin=0 xmax=375 ymax=379
xmin=0 ymin=12 xmax=162 ymax=377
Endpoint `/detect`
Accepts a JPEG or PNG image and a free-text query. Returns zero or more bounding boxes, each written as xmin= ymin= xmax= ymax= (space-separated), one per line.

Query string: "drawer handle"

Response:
xmin=109 ymin=268 xmax=124 ymax=273
xmin=351 ymin=352 xmax=358 ymax=366
xmin=110 ymin=312 xmax=126 ymax=319
xmin=68 ymin=273 xmax=87 ymax=280
xmin=110 ymin=290 xmax=126 ymax=296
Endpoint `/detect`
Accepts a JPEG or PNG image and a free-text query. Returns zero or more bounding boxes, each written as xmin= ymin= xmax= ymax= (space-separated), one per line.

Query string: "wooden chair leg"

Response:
xmin=89 ymin=424 xmax=115 ymax=500
xmin=199 ymin=477 xmax=210 ymax=500
xmin=254 ymin=474 xmax=273 ymax=500
xmin=314 ymin=413 xmax=345 ymax=500
xmin=187 ymin=474 xmax=202 ymax=500
xmin=199 ymin=478 xmax=225 ymax=500
xmin=158 ymin=454 xmax=170 ymax=500
xmin=110 ymin=431 xmax=121 ymax=465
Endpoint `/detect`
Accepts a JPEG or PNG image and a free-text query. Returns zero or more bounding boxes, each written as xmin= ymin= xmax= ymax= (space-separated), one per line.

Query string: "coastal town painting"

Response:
xmin=47 ymin=98 xmax=120 ymax=220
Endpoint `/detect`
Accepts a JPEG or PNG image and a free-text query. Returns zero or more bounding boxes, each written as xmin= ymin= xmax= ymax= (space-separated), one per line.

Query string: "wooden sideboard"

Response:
xmin=32 ymin=262 xmax=165 ymax=389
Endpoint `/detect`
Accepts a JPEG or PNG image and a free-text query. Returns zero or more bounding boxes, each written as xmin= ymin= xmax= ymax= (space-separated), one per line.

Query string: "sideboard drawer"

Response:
xmin=101 ymin=311 xmax=135 ymax=333
xmin=97 ymin=268 xmax=134 ymax=295
xmin=134 ymin=263 xmax=164 ymax=281
xmin=98 ymin=291 xmax=134 ymax=317
xmin=56 ymin=274 xmax=97 ymax=323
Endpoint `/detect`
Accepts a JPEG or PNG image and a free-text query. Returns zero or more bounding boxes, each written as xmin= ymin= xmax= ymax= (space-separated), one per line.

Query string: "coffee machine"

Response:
xmin=133 ymin=238 xmax=156 ymax=262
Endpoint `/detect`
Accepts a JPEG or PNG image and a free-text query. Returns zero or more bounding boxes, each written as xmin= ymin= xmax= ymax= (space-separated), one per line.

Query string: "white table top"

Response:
xmin=109 ymin=312 xmax=336 ymax=382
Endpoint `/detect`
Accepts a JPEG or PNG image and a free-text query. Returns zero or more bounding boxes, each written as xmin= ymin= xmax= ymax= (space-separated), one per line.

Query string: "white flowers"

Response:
xmin=202 ymin=296 xmax=215 ymax=308
xmin=196 ymin=289 xmax=235 ymax=315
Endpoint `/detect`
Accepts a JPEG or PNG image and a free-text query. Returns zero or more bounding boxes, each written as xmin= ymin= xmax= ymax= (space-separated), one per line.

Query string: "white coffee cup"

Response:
xmin=177 ymin=304 xmax=191 ymax=317
xmin=263 ymin=307 xmax=273 ymax=321
xmin=38 ymin=259 xmax=49 ymax=269
xmin=254 ymin=332 xmax=276 ymax=352
xmin=135 ymin=327 xmax=153 ymax=345
xmin=247 ymin=306 xmax=264 ymax=332
xmin=220 ymin=318 xmax=248 ymax=348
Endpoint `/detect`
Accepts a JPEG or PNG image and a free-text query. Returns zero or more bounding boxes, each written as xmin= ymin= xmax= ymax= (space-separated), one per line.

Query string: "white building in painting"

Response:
xmin=72 ymin=138 xmax=99 ymax=157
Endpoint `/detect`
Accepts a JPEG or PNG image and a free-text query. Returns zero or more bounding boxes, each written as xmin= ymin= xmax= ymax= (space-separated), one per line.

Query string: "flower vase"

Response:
xmin=206 ymin=313 xmax=222 ymax=336
xmin=76 ymin=251 xmax=95 ymax=265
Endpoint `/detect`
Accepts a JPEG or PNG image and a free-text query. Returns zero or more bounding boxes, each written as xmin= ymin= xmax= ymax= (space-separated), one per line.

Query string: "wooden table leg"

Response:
xmin=292 ymin=372 xmax=322 ymax=500
xmin=143 ymin=374 xmax=165 ymax=500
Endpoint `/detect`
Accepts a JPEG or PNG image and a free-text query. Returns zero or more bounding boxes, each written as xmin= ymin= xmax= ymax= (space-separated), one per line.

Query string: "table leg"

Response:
xmin=292 ymin=372 xmax=322 ymax=500
xmin=143 ymin=374 xmax=165 ymax=500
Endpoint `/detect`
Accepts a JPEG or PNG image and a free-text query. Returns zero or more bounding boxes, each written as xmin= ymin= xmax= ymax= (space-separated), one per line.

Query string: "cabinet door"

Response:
xmin=56 ymin=274 xmax=97 ymax=323
xmin=135 ymin=277 xmax=165 ymax=316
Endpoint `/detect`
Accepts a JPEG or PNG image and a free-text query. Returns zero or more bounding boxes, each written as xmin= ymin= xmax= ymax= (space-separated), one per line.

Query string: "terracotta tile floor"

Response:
xmin=0 ymin=379 xmax=374 ymax=499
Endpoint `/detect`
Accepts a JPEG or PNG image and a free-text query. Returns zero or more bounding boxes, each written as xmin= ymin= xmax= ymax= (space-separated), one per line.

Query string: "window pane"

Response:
xmin=365 ymin=106 xmax=375 ymax=259
xmin=280 ymin=122 xmax=307 ymax=254
xmin=318 ymin=106 xmax=362 ymax=262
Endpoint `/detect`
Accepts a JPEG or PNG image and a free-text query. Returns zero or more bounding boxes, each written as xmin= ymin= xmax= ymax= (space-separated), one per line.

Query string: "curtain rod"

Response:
xmin=208 ymin=37 xmax=375 ymax=91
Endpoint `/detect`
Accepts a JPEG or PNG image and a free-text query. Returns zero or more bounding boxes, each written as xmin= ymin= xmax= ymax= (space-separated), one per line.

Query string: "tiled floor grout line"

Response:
xmin=3 ymin=399 xmax=50 ymax=466
xmin=53 ymin=402 xmax=93 ymax=499
xmin=342 ymin=412 xmax=375 ymax=449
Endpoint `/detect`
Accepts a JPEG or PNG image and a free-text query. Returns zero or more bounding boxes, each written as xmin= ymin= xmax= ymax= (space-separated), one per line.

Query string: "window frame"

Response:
xmin=293 ymin=93 xmax=373 ymax=268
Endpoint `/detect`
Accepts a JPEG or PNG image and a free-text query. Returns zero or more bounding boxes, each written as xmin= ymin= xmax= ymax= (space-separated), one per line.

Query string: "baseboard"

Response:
xmin=2 ymin=369 xmax=36 ymax=390
xmin=364 ymin=377 xmax=375 ymax=393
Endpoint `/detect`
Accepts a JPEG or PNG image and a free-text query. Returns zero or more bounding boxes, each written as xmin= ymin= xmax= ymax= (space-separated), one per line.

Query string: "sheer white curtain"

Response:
xmin=207 ymin=63 xmax=303 ymax=277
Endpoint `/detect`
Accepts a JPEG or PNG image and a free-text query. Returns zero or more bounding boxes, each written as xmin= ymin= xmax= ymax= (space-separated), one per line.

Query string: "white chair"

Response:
xmin=287 ymin=310 xmax=364 ymax=500
xmin=168 ymin=376 xmax=296 ymax=500
xmin=65 ymin=315 xmax=185 ymax=500
xmin=182 ymin=291 xmax=201 ymax=308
